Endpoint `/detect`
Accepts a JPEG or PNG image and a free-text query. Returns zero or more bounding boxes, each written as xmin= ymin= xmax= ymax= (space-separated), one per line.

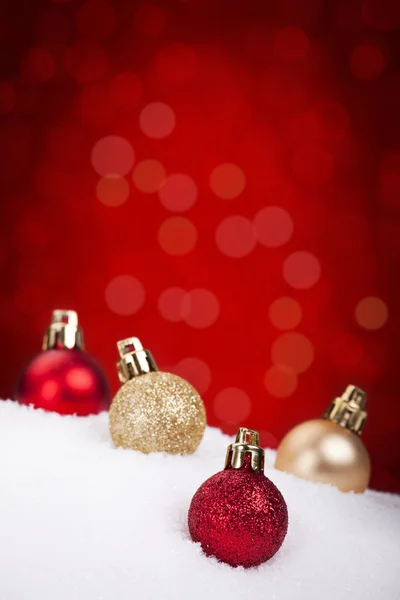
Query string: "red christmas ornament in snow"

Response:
xmin=15 ymin=310 xmax=110 ymax=416
xmin=188 ymin=428 xmax=288 ymax=568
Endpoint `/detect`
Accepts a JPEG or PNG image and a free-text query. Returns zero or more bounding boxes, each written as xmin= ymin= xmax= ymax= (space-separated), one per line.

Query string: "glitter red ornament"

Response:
xmin=15 ymin=310 xmax=110 ymax=416
xmin=188 ymin=428 xmax=288 ymax=568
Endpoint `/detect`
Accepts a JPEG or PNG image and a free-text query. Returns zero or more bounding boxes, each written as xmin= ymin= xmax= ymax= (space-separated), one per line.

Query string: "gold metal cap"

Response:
xmin=324 ymin=385 xmax=367 ymax=435
xmin=225 ymin=428 xmax=265 ymax=472
xmin=42 ymin=310 xmax=84 ymax=351
xmin=116 ymin=337 xmax=158 ymax=384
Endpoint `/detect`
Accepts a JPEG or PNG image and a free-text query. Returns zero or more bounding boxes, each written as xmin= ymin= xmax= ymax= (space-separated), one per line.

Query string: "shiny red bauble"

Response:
xmin=188 ymin=455 xmax=288 ymax=568
xmin=16 ymin=349 xmax=110 ymax=416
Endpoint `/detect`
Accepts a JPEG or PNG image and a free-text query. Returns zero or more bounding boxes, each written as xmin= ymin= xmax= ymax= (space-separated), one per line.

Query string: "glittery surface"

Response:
xmin=188 ymin=460 xmax=288 ymax=568
xmin=15 ymin=349 xmax=111 ymax=416
xmin=109 ymin=371 xmax=206 ymax=454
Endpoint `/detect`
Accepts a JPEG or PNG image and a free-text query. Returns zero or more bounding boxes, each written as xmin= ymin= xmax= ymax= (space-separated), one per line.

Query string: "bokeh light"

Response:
xmin=96 ymin=175 xmax=130 ymax=207
xmin=271 ymin=332 xmax=314 ymax=373
xmin=269 ymin=297 xmax=302 ymax=330
xmin=283 ymin=251 xmax=321 ymax=289
xmin=158 ymin=173 xmax=197 ymax=211
xmin=264 ymin=365 xmax=298 ymax=398
xmin=213 ymin=387 xmax=251 ymax=422
xmin=158 ymin=217 xmax=198 ymax=255
xmin=105 ymin=275 xmax=145 ymax=316
xmin=253 ymin=206 xmax=293 ymax=247
xmin=158 ymin=287 xmax=186 ymax=322
xmin=20 ymin=48 xmax=56 ymax=82
xmin=181 ymin=288 xmax=220 ymax=328
xmin=355 ymin=297 xmax=388 ymax=330
xmin=174 ymin=357 xmax=211 ymax=395
xmin=91 ymin=135 xmax=135 ymax=176
xmin=209 ymin=163 xmax=246 ymax=199
xmin=215 ymin=215 xmax=256 ymax=258
xmin=133 ymin=159 xmax=165 ymax=193
xmin=139 ymin=102 xmax=176 ymax=139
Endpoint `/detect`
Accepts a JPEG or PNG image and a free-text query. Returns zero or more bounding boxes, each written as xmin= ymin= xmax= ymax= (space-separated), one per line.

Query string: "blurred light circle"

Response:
xmin=362 ymin=0 xmax=400 ymax=31
xmin=271 ymin=332 xmax=314 ymax=373
xmin=133 ymin=159 xmax=165 ymax=193
xmin=283 ymin=251 xmax=321 ymax=289
xmin=96 ymin=174 xmax=130 ymax=207
xmin=181 ymin=288 xmax=220 ymax=328
xmin=154 ymin=43 xmax=197 ymax=85
xmin=292 ymin=143 xmax=334 ymax=185
xmin=350 ymin=44 xmax=386 ymax=80
xmin=158 ymin=173 xmax=197 ymax=211
xmin=215 ymin=215 xmax=256 ymax=258
xmin=209 ymin=163 xmax=246 ymax=199
xmin=253 ymin=206 xmax=293 ymax=247
xmin=105 ymin=275 xmax=145 ymax=315
xmin=273 ymin=26 xmax=310 ymax=62
xmin=214 ymin=387 xmax=251 ymax=422
xmin=174 ymin=357 xmax=211 ymax=395
xmin=264 ymin=365 xmax=298 ymax=398
xmin=139 ymin=102 xmax=176 ymax=139
xmin=158 ymin=217 xmax=198 ymax=255
xmin=76 ymin=0 xmax=117 ymax=40
xmin=65 ymin=41 xmax=109 ymax=83
xmin=133 ymin=2 xmax=166 ymax=36
xmin=91 ymin=135 xmax=134 ymax=176
xmin=0 ymin=81 xmax=16 ymax=114
xmin=269 ymin=297 xmax=302 ymax=330
xmin=355 ymin=297 xmax=388 ymax=330
xmin=21 ymin=48 xmax=56 ymax=82
xmin=110 ymin=72 xmax=143 ymax=111
xmin=158 ymin=287 xmax=186 ymax=322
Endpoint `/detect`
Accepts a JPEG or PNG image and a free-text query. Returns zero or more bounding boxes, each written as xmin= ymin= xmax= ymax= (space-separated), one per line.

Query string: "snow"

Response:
xmin=0 ymin=400 xmax=399 ymax=600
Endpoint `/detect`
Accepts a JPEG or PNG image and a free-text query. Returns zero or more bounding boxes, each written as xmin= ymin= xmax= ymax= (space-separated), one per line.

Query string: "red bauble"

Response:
xmin=188 ymin=429 xmax=288 ymax=568
xmin=16 ymin=349 xmax=110 ymax=416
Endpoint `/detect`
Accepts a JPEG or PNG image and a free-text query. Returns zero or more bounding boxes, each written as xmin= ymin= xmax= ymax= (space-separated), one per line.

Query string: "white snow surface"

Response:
xmin=0 ymin=401 xmax=399 ymax=600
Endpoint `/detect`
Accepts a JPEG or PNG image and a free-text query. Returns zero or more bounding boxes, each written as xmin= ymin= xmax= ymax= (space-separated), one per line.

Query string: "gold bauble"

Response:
xmin=275 ymin=385 xmax=371 ymax=493
xmin=275 ymin=419 xmax=370 ymax=493
xmin=109 ymin=338 xmax=206 ymax=454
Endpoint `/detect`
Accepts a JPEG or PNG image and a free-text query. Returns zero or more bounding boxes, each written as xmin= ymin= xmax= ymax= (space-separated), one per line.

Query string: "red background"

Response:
xmin=1 ymin=0 xmax=399 ymax=492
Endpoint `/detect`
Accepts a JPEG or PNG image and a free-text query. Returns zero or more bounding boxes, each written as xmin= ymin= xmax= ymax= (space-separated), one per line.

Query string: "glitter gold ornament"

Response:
xmin=275 ymin=385 xmax=371 ymax=493
xmin=188 ymin=428 xmax=288 ymax=568
xmin=109 ymin=337 xmax=206 ymax=454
